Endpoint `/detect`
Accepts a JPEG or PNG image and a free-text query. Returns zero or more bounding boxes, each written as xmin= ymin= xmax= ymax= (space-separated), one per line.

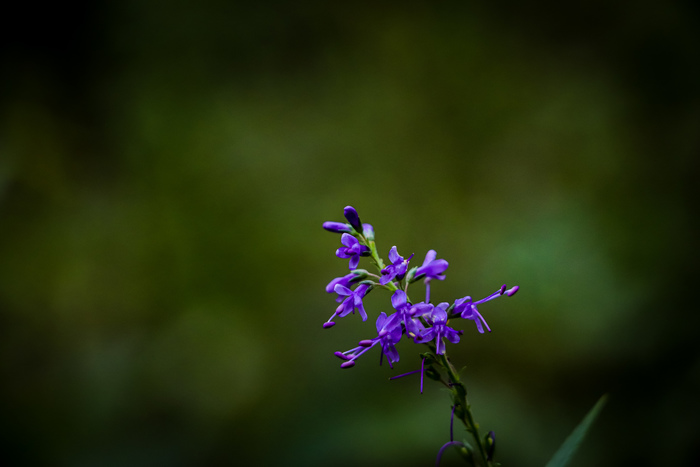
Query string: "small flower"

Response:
xmin=336 ymin=233 xmax=370 ymax=269
xmin=413 ymin=250 xmax=449 ymax=302
xmin=375 ymin=311 xmax=403 ymax=365
xmin=326 ymin=270 xmax=368 ymax=302
xmin=333 ymin=283 xmax=371 ymax=321
xmin=390 ymin=290 xmax=430 ymax=340
xmin=454 ymin=284 xmax=519 ymax=333
xmin=414 ymin=250 xmax=449 ymax=281
xmin=416 ymin=303 xmax=462 ymax=355
xmin=380 ymin=246 xmax=414 ymax=285
xmin=343 ymin=206 xmax=363 ymax=232
xmin=334 ymin=312 xmax=403 ymax=368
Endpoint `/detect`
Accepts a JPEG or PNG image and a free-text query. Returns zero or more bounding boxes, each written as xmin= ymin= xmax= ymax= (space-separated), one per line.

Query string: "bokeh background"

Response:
xmin=1 ymin=2 xmax=699 ymax=466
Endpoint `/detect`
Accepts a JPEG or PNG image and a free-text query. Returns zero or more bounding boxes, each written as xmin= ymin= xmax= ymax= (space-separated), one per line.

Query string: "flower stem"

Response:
xmin=360 ymin=234 xmax=398 ymax=292
xmin=437 ymin=352 xmax=492 ymax=467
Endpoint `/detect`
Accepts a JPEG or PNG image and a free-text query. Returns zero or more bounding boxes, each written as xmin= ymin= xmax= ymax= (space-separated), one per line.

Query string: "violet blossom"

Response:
xmin=336 ymin=233 xmax=370 ymax=269
xmin=335 ymin=312 xmax=403 ymax=368
xmin=325 ymin=270 xmax=367 ymax=302
xmin=333 ymin=283 xmax=371 ymax=321
xmin=390 ymin=290 xmax=431 ymax=341
xmin=416 ymin=303 xmax=462 ymax=355
xmin=380 ymin=246 xmax=414 ymax=285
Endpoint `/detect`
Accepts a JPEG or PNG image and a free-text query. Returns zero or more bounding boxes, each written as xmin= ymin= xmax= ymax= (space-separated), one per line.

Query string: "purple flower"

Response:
xmin=323 ymin=221 xmax=352 ymax=233
xmin=344 ymin=206 xmax=363 ymax=232
xmin=416 ymin=303 xmax=462 ymax=355
xmin=413 ymin=250 xmax=448 ymax=302
xmin=380 ymin=246 xmax=414 ymax=285
xmin=454 ymin=284 xmax=519 ymax=333
xmin=390 ymin=290 xmax=430 ymax=341
xmin=415 ymin=250 xmax=449 ymax=281
xmin=336 ymin=233 xmax=370 ymax=269
xmin=375 ymin=311 xmax=403 ymax=365
xmin=333 ymin=283 xmax=371 ymax=321
xmin=326 ymin=270 xmax=367 ymax=302
xmin=334 ymin=312 xmax=403 ymax=368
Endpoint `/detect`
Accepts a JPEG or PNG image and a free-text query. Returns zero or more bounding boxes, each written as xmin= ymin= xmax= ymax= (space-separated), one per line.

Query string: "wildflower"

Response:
xmin=336 ymin=233 xmax=370 ymax=269
xmin=413 ymin=250 xmax=448 ymax=302
xmin=415 ymin=250 xmax=449 ymax=281
xmin=454 ymin=284 xmax=519 ymax=333
xmin=390 ymin=289 xmax=431 ymax=340
xmin=380 ymin=246 xmax=414 ymax=285
xmin=325 ymin=270 xmax=368 ymax=302
xmin=333 ymin=283 xmax=371 ymax=321
xmin=334 ymin=312 xmax=403 ymax=368
xmin=416 ymin=303 xmax=462 ymax=355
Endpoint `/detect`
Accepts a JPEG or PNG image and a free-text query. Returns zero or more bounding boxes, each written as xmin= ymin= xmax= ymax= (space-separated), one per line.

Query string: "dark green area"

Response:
xmin=1 ymin=2 xmax=698 ymax=466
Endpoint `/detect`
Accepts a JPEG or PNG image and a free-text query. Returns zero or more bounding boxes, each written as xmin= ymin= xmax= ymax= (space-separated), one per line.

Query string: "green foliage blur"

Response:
xmin=1 ymin=2 xmax=698 ymax=466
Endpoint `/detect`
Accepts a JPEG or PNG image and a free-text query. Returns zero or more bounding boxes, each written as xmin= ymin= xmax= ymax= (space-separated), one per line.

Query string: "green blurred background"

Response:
xmin=1 ymin=2 xmax=699 ymax=466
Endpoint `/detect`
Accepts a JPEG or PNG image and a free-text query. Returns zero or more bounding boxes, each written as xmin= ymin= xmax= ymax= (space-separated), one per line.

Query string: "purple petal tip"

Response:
xmin=340 ymin=360 xmax=356 ymax=369
xmin=334 ymin=351 xmax=351 ymax=360
xmin=506 ymin=285 xmax=519 ymax=296
xmin=323 ymin=322 xmax=335 ymax=329
xmin=358 ymin=339 xmax=373 ymax=347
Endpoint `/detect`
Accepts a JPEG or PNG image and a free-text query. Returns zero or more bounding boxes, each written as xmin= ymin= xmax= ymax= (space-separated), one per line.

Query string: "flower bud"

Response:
xmin=362 ymin=223 xmax=375 ymax=241
xmin=323 ymin=221 xmax=352 ymax=233
xmin=343 ymin=206 xmax=363 ymax=232
xmin=406 ymin=266 xmax=418 ymax=283
xmin=485 ymin=431 xmax=496 ymax=461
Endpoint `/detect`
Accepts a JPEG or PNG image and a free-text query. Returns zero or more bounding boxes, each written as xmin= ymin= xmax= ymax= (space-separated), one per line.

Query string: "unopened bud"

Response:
xmin=362 ymin=223 xmax=375 ymax=241
xmin=343 ymin=206 xmax=363 ymax=232
xmin=322 ymin=221 xmax=352 ymax=233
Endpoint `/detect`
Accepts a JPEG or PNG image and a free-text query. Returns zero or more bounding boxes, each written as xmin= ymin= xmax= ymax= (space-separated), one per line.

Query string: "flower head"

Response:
xmin=334 ymin=312 xmax=403 ymax=368
xmin=415 ymin=250 xmax=449 ymax=282
xmin=380 ymin=246 xmax=414 ymax=285
xmin=336 ymin=233 xmax=370 ymax=269
xmin=390 ymin=289 xmax=430 ymax=341
xmin=333 ymin=283 xmax=371 ymax=321
xmin=325 ymin=270 xmax=367 ymax=302
xmin=416 ymin=303 xmax=461 ymax=355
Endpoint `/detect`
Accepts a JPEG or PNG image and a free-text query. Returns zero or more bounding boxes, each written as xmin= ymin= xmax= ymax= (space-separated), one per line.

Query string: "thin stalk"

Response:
xmin=437 ymin=352 xmax=492 ymax=467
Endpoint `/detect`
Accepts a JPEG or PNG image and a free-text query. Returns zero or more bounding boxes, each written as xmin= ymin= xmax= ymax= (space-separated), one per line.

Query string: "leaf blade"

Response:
xmin=544 ymin=394 xmax=608 ymax=467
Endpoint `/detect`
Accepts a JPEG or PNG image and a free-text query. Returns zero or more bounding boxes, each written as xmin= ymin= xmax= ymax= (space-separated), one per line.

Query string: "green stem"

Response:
xmin=437 ymin=352 xmax=492 ymax=467
xmin=359 ymin=234 xmax=398 ymax=292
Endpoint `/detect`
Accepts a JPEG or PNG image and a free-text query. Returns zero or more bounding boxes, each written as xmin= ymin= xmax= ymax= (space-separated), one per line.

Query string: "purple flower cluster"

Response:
xmin=322 ymin=206 xmax=519 ymax=369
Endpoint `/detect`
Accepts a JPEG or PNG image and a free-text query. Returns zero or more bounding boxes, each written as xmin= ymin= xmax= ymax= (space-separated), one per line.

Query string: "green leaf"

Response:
xmin=544 ymin=394 xmax=608 ymax=467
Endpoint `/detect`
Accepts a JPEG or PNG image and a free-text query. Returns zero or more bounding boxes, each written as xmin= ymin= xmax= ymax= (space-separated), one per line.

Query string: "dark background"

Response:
xmin=1 ymin=2 xmax=698 ymax=466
